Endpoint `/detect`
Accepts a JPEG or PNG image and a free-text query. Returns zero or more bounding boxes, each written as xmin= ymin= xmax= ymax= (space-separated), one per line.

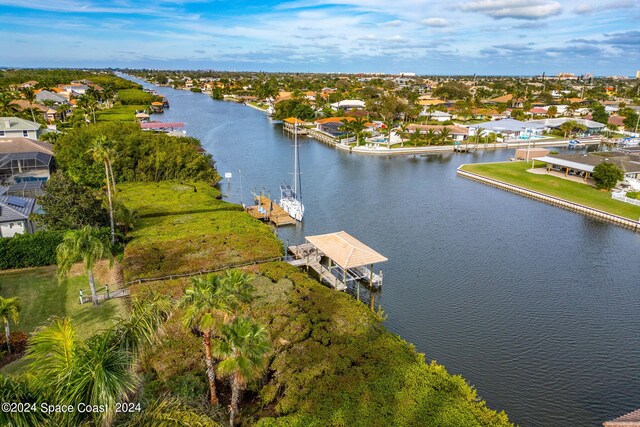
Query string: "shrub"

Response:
xmin=0 ymin=331 xmax=29 ymax=354
xmin=593 ymin=162 xmax=624 ymax=190
xmin=0 ymin=230 xmax=64 ymax=270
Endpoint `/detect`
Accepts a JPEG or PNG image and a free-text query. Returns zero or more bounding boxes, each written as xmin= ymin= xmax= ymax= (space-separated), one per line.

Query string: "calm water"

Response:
xmin=126 ymin=76 xmax=640 ymax=427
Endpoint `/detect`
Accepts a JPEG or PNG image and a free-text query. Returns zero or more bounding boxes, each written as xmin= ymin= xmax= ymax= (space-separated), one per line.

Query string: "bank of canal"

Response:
xmin=125 ymin=75 xmax=640 ymax=427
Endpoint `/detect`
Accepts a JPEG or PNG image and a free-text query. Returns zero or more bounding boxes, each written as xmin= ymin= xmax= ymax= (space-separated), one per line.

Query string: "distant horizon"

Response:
xmin=1 ymin=0 xmax=639 ymax=75
xmin=1 ymin=66 xmax=637 ymax=79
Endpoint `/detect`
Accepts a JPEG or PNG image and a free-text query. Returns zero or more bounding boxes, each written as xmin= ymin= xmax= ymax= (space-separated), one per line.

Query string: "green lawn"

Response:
xmin=119 ymin=181 xmax=282 ymax=281
xmin=97 ymin=104 xmax=147 ymax=122
xmin=0 ymin=265 xmax=127 ymax=374
xmin=460 ymin=161 xmax=640 ymax=220
xmin=117 ymin=181 xmax=222 ymax=217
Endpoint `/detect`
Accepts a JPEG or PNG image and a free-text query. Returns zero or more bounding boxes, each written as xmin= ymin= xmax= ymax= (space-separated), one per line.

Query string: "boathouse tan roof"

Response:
xmin=283 ymin=117 xmax=305 ymax=124
xmin=604 ymin=408 xmax=640 ymax=426
xmin=306 ymin=231 xmax=387 ymax=269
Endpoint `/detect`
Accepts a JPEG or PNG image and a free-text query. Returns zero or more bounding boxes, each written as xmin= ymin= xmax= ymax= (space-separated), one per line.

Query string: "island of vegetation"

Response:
xmin=0 ymin=69 xmax=512 ymax=426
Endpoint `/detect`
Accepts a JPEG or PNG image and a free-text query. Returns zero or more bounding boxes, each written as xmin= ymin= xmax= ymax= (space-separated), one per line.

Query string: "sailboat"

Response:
xmin=279 ymin=120 xmax=304 ymax=222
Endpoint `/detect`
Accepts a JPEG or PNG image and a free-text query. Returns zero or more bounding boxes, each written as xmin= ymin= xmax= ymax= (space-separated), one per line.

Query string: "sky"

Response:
xmin=0 ymin=0 xmax=639 ymax=75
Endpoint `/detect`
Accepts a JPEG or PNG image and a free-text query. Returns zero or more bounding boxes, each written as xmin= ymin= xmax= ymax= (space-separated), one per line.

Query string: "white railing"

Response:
xmin=612 ymin=192 xmax=640 ymax=206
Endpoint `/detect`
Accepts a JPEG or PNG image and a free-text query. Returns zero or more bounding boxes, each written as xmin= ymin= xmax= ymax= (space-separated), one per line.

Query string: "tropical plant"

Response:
xmin=438 ymin=127 xmax=451 ymax=145
xmin=120 ymin=398 xmax=220 ymax=427
xmin=113 ymin=199 xmax=138 ymax=233
xmin=383 ymin=117 xmax=396 ymax=148
xmin=88 ymin=135 xmax=117 ymax=244
xmin=0 ymin=297 xmax=21 ymax=354
xmin=424 ymin=129 xmax=437 ymax=146
xmin=214 ymin=317 xmax=270 ymax=426
xmin=21 ymin=87 xmax=37 ymax=122
xmin=351 ymin=116 xmax=367 ymax=146
xmin=56 ymin=225 xmax=113 ymax=306
xmin=0 ymin=91 xmax=19 ymax=115
xmin=179 ymin=271 xmax=254 ymax=406
xmin=397 ymin=123 xmax=410 ymax=148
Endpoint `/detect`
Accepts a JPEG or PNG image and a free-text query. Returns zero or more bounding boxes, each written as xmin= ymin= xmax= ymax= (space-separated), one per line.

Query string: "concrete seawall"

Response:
xmin=457 ymin=166 xmax=640 ymax=231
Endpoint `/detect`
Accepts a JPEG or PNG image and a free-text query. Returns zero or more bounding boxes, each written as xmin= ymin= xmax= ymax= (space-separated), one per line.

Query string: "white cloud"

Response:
xmin=384 ymin=20 xmax=403 ymax=27
xmin=573 ymin=0 xmax=637 ymax=15
xmin=461 ymin=0 xmax=562 ymax=20
xmin=422 ymin=17 xmax=449 ymax=27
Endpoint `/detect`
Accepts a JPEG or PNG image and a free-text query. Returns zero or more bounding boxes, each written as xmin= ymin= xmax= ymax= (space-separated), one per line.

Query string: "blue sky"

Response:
xmin=0 ymin=0 xmax=639 ymax=75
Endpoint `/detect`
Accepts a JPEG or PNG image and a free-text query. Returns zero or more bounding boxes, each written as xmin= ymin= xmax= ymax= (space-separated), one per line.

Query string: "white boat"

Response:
xmin=279 ymin=121 xmax=304 ymax=221
xmin=266 ymin=105 xmax=275 ymax=117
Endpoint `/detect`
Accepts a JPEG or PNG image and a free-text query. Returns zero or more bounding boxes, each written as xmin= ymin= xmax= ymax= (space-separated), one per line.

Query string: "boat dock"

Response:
xmin=286 ymin=232 xmax=386 ymax=293
xmin=245 ymin=194 xmax=296 ymax=226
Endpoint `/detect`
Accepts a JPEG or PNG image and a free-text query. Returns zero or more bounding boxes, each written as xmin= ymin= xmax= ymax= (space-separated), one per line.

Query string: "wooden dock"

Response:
xmin=246 ymin=195 xmax=296 ymax=226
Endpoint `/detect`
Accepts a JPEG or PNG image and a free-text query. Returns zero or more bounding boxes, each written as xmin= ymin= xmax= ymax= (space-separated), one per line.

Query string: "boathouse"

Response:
xmin=288 ymin=231 xmax=387 ymax=293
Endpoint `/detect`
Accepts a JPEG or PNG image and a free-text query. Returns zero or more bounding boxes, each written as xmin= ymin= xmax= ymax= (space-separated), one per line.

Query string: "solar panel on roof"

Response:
xmin=7 ymin=196 xmax=26 ymax=208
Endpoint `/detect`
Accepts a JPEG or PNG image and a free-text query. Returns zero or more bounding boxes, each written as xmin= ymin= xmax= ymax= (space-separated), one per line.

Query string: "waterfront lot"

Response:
xmin=119 ymin=181 xmax=282 ymax=281
xmin=460 ymin=161 xmax=640 ymax=220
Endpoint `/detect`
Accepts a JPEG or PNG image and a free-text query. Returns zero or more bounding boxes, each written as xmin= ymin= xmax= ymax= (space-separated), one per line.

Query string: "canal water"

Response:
xmin=127 ymin=76 xmax=640 ymax=427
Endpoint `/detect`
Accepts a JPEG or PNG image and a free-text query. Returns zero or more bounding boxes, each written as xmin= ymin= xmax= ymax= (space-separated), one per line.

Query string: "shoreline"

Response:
xmin=457 ymin=165 xmax=640 ymax=231
xmin=334 ymin=138 xmax=600 ymax=156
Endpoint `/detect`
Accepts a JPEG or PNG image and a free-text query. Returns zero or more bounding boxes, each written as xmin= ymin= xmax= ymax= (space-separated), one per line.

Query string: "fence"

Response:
xmin=78 ymin=256 xmax=290 ymax=304
xmin=612 ymin=192 xmax=640 ymax=207
xmin=79 ymin=286 xmax=130 ymax=304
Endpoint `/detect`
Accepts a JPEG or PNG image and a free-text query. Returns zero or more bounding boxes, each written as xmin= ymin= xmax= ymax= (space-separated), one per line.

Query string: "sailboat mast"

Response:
xmin=293 ymin=119 xmax=298 ymax=199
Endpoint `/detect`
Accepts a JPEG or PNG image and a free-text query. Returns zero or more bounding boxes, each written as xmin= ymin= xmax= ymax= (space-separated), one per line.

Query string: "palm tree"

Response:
xmin=88 ymin=135 xmax=116 ymax=244
xmin=24 ymin=296 xmax=170 ymax=426
xmin=439 ymin=127 xmax=451 ymax=146
xmin=339 ymin=118 xmax=353 ymax=143
xmin=383 ymin=117 xmax=396 ymax=148
xmin=214 ymin=317 xmax=270 ymax=426
xmin=21 ymin=87 xmax=37 ymax=122
xmin=125 ymin=399 xmax=221 ymax=427
xmin=351 ymin=116 xmax=367 ymax=146
xmin=113 ymin=199 xmax=138 ymax=233
xmin=179 ymin=270 xmax=254 ymax=407
xmin=424 ymin=129 xmax=437 ymax=146
xmin=0 ymin=297 xmax=20 ymax=354
xmin=0 ymin=91 xmax=19 ymax=116
xmin=397 ymin=123 xmax=410 ymax=148
xmin=56 ymin=225 xmax=113 ymax=306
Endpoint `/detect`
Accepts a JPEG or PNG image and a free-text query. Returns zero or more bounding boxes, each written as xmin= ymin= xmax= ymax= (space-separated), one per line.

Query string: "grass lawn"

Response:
xmin=460 ymin=161 xmax=640 ymax=220
xmin=247 ymin=101 xmax=268 ymax=110
xmin=120 ymin=181 xmax=282 ymax=281
xmin=97 ymin=104 xmax=147 ymax=122
xmin=117 ymin=181 xmax=222 ymax=217
xmin=0 ymin=264 xmax=127 ymax=375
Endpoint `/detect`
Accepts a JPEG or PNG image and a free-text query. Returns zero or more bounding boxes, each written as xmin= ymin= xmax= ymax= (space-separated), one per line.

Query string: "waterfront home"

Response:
xmin=534 ymin=152 xmax=640 ymax=184
xmin=0 ymin=117 xmax=42 ymax=139
xmin=330 ymin=100 xmax=366 ymax=111
xmin=406 ymin=124 xmax=469 ymax=141
xmin=60 ymin=83 xmax=90 ymax=95
xmin=0 ymin=187 xmax=40 ymax=238
xmin=469 ymin=118 xmax=546 ymax=140
xmin=420 ymin=109 xmax=452 ymax=121
xmin=527 ymin=118 xmax=605 ymax=135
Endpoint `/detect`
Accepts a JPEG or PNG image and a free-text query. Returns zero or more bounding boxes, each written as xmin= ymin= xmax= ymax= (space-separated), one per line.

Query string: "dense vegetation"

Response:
xmin=0 ymin=231 xmax=64 ymax=270
xmin=54 ymin=122 xmax=220 ymax=187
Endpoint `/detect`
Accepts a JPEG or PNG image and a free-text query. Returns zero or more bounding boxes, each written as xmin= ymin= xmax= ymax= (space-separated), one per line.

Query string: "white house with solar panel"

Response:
xmin=0 ymin=187 xmax=41 ymax=238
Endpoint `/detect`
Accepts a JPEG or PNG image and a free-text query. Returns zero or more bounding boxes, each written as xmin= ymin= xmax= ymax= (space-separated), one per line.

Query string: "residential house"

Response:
xmin=35 ymin=90 xmax=69 ymax=106
xmin=469 ymin=118 xmax=546 ymax=140
xmin=406 ymin=124 xmax=469 ymax=141
xmin=330 ymin=100 xmax=366 ymax=111
xmin=0 ymin=137 xmax=54 ymax=184
xmin=0 ymin=117 xmax=42 ymax=139
xmin=533 ymin=152 xmax=640 ymax=184
xmin=0 ymin=187 xmax=40 ymax=238
xmin=527 ymin=117 xmax=606 ymax=135
xmin=420 ymin=109 xmax=452 ymax=121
